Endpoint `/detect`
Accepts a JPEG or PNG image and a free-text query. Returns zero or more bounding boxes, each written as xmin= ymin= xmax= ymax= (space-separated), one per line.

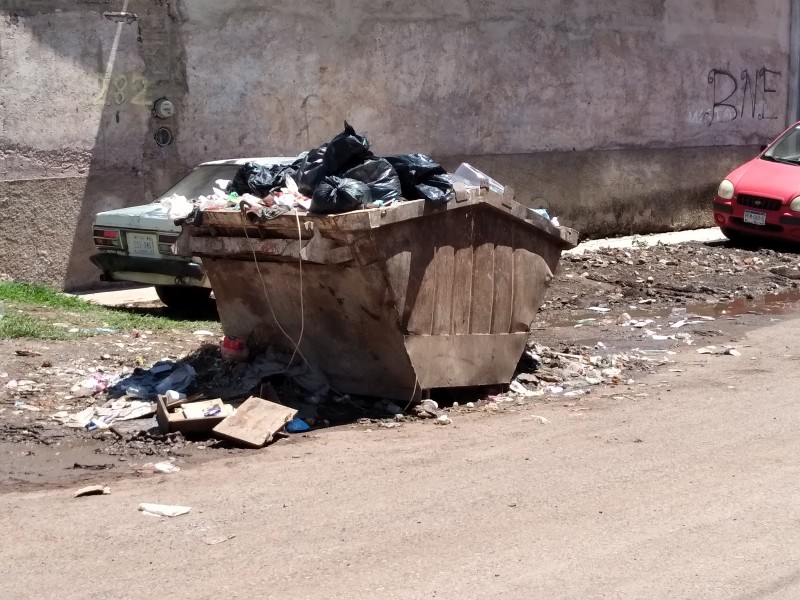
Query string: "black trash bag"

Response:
xmin=228 ymin=162 xmax=299 ymax=198
xmin=295 ymin=144 xmax=329 ymax=196
xmin=385 ymin=153 xmax=453 ymax=204
xmin=414 ymin=173 xmax=454 ymax=204
xmin=310 ymin=176 xmax=372 ymax=214
xmin=228 ymin=162 xmax=279 ymax=198
xmin=323 ymin=121 xmax=371 ymax=174
xmin=270 ymin=163 xmax=300 ymax=191
xmin=342 ymin=158 xmax=402 ymax=203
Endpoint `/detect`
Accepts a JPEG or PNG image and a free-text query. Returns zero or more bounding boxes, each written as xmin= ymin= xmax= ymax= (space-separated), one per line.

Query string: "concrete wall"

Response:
xmin=0 ymin=0 xmax=794 ymax=289
xmin=0 ymin=0 xmax=185 ymax=289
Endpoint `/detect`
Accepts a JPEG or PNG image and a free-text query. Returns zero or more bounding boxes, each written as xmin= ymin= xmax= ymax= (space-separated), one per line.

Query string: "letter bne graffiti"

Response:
xmin=706 ymin=67 xmax=781 ymax=126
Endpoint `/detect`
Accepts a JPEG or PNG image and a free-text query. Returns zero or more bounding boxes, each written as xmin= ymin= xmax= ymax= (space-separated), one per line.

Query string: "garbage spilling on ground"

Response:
xmin=158 ymin=122 xmax=560 ymax=226
xmin=0 ymin=331 xmax=669 ymax=459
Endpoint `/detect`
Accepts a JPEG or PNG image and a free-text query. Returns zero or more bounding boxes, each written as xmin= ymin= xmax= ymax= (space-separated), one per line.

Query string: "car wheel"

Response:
xmin=720 ymin=228 xmax=751 ymax=244
xmin=155 ymin=285 xmax=212 ymax=312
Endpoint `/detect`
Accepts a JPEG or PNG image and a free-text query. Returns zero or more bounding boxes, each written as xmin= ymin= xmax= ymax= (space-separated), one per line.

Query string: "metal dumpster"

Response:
xmin=183 ymin=188 xmax=578 ymax=400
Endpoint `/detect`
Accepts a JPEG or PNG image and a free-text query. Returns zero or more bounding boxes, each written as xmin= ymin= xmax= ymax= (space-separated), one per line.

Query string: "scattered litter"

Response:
xmin=157 ymin=397 xmax=233 ymax=434
xmin=523 ymin=415 xmax=551 ymax=425
xmin=155 ymin=363 xmax=196 ymax=395
xmin=15 ymin=349 xmax=42 ymax=357
xmin=421 ymin=399 xmax=439 ymax=412
xmin=724 ymin=348 xmax=741 ymax=356
xmin=151 ymin=461 xmax=181 ymax=474
xmin=212 ymin=395 xmax=297 ymax=448
xmin=74 ymin=485 xmax=110 ymax=498
xmin=697 ymin=346 xmax=717 ymax=354
xmin=138 ymin=503 xmax=191 ymax=518
xmin=70 ymin=374 xmax=110 ymax=398
xmin=546 ymin=386 xmax=564 ymax=394
xmin=509 ymin=380 xmax=537 ymax=397
xmin=435 ymin=414 xmax=452 ymax=426
xmin=465 ymin=402 xmax=475 ymax=409
xmin=203 ymin=534 xmax=235 ymax=546
xmin=285 ymin=418 xmax=311 ymax=433
xmin=52 ymin=400 xmax=154 ymax=429
xmin=193 ymin=330 xmax=214 ymax=337
xmin=149 ymin=363 xmax=174 ymax=375
xmin=587 ymin=307 xmax=611 ymax=313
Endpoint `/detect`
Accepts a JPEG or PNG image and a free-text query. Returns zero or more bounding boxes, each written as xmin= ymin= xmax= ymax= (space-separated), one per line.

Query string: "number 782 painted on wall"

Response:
xmin=92 ymin=73 xmax=152 ymax=107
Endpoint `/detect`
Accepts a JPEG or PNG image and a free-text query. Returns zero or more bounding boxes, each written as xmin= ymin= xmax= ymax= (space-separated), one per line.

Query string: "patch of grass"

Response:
xmin=0 ymin=282 xmax=220 ymax=340
xmin=0 ymin=312 xmax=76 ymax=340
xmin=0 ymin=282 xmax=91 ymax=311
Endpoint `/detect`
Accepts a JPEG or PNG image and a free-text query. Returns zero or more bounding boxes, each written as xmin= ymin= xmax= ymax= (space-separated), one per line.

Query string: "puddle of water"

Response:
xmin=539 ymin=289 xmax=800 ymax=328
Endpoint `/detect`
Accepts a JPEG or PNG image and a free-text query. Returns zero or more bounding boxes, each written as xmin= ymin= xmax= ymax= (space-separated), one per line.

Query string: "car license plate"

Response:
xmin=127 ymin=233 xmax=159 ymax=258
xmin=743 ymin=210 xmax=766 ymax=226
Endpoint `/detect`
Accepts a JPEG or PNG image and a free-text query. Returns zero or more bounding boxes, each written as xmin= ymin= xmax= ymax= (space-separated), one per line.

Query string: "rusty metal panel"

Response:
xmin=404 ymin=333 xmax=529 ymax=389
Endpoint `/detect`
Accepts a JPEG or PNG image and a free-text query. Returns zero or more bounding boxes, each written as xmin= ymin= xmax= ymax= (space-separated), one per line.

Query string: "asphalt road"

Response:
xmin=2 ymin=313 xmax=800 ymax=599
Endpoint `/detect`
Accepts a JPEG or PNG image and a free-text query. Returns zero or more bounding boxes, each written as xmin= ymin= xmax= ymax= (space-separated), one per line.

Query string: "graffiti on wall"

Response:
xmin=91 ymin=73 xmax=152 ymax=107
xmin=704 ymin=67 xmax=781 ymax=126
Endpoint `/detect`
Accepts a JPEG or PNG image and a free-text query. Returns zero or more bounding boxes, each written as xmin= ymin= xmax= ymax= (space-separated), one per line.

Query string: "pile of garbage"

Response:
xmin=505 ymin=341 xmax=667 ymax=399
xmin=29 ymin=334 xmax=668 ymax=448
xmin=159 ymin=121 xmax=560 ymax=224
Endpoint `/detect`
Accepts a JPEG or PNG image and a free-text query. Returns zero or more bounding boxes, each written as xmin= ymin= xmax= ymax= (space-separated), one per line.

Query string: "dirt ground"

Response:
xmin=2 ymin=239 xmax=800 ymax=492
xmin=4 ymin=308 xmax=800 ymax=599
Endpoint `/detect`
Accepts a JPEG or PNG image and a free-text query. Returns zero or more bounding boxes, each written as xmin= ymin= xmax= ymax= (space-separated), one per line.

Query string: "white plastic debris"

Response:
xmin=152 ymin=462 xmax=180 ymax=474
xmin=74 ymin=485 xmax=111 ymax=498
xmin=509 ymin=380 xmax=536 ymax=397
xmin=588 ymin=307 xmax=611 ymax=313
xmin=160 ymin=194 xmax=194 ymax=220
xmin=421 ymin=399 xmax=439 ymax=412
xmin=525 ymin=415 xmax=551 ymax=425
xmin=435 ymin=414 xmax=452 ymax=426
xmin=138 ymin=503 xmax=191 ymax=518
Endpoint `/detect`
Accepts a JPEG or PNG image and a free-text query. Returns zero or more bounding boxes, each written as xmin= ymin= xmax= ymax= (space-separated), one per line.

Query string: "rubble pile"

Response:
xmin=548 ymin=243 xmax=800 ymax=315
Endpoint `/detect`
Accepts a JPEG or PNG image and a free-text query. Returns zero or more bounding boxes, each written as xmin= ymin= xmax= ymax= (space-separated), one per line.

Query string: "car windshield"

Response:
xmin=156 ymin=164 xmax=241 ymax=201
xmin=762 ymin=126 xmax=800 ymax=165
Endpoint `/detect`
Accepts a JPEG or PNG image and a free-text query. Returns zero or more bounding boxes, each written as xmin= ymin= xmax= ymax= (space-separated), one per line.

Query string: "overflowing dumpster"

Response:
xmin=182 ymin=186 xmax=578 ymax=401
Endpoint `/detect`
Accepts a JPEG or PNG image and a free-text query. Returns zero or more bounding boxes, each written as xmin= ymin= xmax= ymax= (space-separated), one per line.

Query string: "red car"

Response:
xmin=713 ymin=122 xmax=800 ymax=243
